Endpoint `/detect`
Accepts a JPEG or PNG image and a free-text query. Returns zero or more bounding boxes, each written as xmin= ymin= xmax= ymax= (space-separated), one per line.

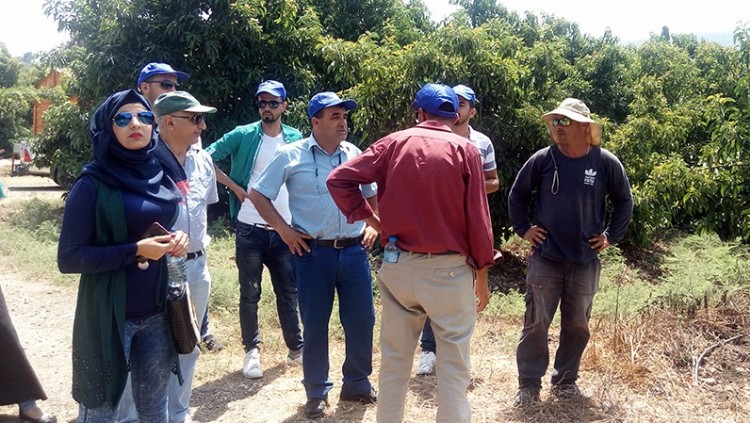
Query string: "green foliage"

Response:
xmin=0 ymin=87 xmax=37 ymax=152
xmin=0 ymin=44 xmax=21 ymax=88
xmin=29 ymin=1 xmax=750 ymax=246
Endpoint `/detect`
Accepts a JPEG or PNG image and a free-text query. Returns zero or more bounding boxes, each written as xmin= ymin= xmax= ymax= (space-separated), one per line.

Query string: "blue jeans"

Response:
xmin=235 ymin=222 xmax=303 ymax=352
xmin=78 ymin=313 xmax=173 ymax=423
xmin=516 ymin=253 xmax=601 ymax=390
xmin=116 ymin=256 xmax=211 ymax=423
xmin=292 ymin=244 xmax=375 ymax=400
xmin=420 ymin=318 xmax=436 ymax=353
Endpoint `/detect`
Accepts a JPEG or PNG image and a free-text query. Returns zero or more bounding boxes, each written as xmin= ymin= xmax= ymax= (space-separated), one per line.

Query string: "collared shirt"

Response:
xmin=173 ymin=145 xmax=219 ymax=252
xmin=326 ymin=120 xmax=494 ymax=269
xmin=252 ymin=136 xmax=376 ymax=239
xmin=468 ymin=126 xmax=497 ymax=171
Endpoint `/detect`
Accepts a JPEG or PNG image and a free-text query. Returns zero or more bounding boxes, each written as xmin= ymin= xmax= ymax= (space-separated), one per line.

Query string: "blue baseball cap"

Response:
xmin=137 ymin=62 xmax=190 ymax=85
xmin=256 ymin=80 xmax=287 ymax=101
xmin=307 ymin=92 xmax=357 ymax=119
xmin=453 ymin=84 xmax=476 ymax=107
xmin=410 ymin=83 xmax=458 ymax=119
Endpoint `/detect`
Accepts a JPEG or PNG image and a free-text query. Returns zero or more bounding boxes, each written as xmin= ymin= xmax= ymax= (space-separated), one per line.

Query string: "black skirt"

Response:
xmin=0 ymin=284 xmax=47 ymax=405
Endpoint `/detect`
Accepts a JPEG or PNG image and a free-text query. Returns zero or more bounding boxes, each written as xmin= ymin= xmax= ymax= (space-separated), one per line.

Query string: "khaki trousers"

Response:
xmin=376 ymin=252 xmax=475 ymax=423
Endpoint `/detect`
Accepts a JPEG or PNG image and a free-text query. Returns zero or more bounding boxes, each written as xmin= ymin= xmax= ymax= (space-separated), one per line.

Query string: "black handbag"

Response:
xmin=167 ymin=283 xmax=201 ymax=354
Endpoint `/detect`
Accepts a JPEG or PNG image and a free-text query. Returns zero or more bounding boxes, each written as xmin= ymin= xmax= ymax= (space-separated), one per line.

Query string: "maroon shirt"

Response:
xmin=327 ymin=121 xmax=494 ymax=269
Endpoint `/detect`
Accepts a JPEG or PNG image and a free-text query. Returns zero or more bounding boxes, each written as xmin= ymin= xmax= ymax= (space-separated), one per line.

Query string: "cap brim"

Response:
xmin=184 ymin=105 xmax=217 ymax=114
xmin=333 ymin=99 xmax=357 ymax=111
xmin=174 ymin=71 xmax=190 ymax=81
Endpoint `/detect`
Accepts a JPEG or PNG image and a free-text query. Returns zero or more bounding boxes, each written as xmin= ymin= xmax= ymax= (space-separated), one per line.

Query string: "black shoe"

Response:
xmin=305 ymin=397 xmax=328 ymax=419
xmin=339 ymin=387 xmax=377 ymax=404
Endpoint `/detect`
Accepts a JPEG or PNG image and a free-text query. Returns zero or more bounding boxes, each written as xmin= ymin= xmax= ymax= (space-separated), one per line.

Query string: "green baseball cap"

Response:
xmin=153 ymin=91 xmax=217 ymax=116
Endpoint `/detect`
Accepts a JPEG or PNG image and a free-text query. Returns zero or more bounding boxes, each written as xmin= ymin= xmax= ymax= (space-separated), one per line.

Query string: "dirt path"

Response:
xmin=0 ymin=271 xmax=76 ymax=422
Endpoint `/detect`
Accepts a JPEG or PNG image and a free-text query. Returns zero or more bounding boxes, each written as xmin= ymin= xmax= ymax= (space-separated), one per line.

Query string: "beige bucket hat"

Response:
xmin=542 ymin=98 xmax=602 ymax=146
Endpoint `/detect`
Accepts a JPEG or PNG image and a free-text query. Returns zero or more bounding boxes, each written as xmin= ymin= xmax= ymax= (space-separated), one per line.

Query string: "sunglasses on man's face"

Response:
xmin=256 ymin=100 xmax=281 ymax=109
xmin=146 ymin=80 xmax=180 ymax=90
xmin=170 ymin=114 xmax=205 ymax=126
xmin=112 ymin=111 xmax=155 ymax=127
xmin=552 ymin=117 xmax=572 ymax=127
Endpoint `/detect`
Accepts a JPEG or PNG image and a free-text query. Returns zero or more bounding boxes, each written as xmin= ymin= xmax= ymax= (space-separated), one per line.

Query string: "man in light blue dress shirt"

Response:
xmin=248 ymin=92 xmax=379 ymax=419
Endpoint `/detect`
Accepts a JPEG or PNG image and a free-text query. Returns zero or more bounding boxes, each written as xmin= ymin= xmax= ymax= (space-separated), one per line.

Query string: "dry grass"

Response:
xmin=186 ymin=290 xmax=750 ymax=422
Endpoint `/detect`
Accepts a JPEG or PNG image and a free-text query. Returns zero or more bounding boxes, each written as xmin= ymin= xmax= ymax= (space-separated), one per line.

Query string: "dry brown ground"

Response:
xmin=0 ymin=267 xmax=748 ymax=423
xmin=0 ymin=160 xmax=749 ymax=422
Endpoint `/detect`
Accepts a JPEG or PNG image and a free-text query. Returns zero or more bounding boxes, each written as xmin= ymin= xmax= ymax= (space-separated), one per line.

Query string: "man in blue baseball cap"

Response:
xmin=248 ymin=91 xmax=379 ymax=419
xmin=415 ymin=84 xmax=500 ymax=377
xmin=137 ymin=62 xmax=190 ymax=106
xmin=205 ymin=80 xmax=304 ymax=380
xmin=327 ymin=83 xmax=495 ymax=423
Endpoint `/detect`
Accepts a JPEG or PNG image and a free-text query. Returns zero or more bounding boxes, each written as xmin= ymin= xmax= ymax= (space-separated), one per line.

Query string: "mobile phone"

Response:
xmin=142 ymin=221 xmax=170 ymax=238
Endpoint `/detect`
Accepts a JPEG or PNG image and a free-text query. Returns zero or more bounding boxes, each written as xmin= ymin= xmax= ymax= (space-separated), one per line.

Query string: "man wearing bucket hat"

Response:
xmin=415 ymin=83 xmax=500 ymax=377
xmin=508 ymin=98 xmax=633 ymax=406
xmin=205 ymin=80 xmax=305 ymax=379
xmin=115 ymin=91 xmax=218 ymax=423
xmin=137 ymin=62 xmax=190 ymax=106
xmin=327 ymin=83 xmax=495 ymax=423
xmin=248 ymin=92 xmax=379 ymax=419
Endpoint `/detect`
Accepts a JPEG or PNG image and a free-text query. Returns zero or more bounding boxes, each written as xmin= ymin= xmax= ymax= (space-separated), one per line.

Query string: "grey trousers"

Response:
xmin=516 ymin=252 xmax=601 ymax=390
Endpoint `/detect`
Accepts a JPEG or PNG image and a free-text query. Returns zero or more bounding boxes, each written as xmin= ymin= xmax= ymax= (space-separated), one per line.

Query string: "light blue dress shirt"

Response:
xmin=252 ymin=136 xmax=376 ymax=239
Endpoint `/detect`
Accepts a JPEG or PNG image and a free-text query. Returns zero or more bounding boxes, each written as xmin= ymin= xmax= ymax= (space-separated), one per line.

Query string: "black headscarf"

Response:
xmin=81 ymin=89 xmax=182 ymax=202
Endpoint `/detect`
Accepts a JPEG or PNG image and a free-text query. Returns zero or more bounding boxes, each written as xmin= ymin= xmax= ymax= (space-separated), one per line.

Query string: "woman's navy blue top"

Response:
xmin=58 ymin=176 xmax=177 ymax=319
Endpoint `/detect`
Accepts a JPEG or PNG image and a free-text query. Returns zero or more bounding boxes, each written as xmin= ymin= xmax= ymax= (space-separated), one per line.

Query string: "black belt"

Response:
xmin=187 ymin=250 xmax=205 ymax=260
xmin=308 ymin=235 xmax=364 ymax=249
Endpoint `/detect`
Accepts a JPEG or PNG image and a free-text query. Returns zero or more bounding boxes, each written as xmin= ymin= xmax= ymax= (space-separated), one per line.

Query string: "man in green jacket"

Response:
xmin=205 ymin=80 xmax=304 ymax=379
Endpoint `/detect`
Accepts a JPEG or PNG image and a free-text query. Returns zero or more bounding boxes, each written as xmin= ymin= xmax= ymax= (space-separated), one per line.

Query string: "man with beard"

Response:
xmin=205 ymin=80 xmax=304 ymax=378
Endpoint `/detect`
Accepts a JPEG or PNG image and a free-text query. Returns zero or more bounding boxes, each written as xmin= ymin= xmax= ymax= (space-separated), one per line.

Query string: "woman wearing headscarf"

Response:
xmin=58 ymin=89 xmax=188 ymax=422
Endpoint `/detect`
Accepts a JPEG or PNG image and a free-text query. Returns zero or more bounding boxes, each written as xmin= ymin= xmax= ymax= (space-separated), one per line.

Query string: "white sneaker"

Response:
xmin=415 ymin=351 xmax=436 ymax=375
xmin=286 ymin=348 xmax=303 ymax=366
xmin=243 ymin=348 xmax=263 ymax=379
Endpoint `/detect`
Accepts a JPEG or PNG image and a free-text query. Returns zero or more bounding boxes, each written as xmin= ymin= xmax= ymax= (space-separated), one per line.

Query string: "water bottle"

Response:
xmin=166 ymin=254 xmax=187 ymax=299
xmin=383 ymin=236 xmax=400 ymax=263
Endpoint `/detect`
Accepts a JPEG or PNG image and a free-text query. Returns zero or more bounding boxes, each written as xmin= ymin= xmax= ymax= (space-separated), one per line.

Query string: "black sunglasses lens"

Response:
xmin=193 ymin=114 xmax=204 ymax=125
xmin=258 ymin=100 xmax=280 ymax=109
xmin=160 ymin=81 xmax=178 ymax=89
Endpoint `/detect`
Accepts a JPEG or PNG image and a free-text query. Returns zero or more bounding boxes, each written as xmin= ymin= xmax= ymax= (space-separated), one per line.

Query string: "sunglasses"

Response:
xmin=146 ymin=80 xmax=180 ymax=90
xmin=170 ymin=114 xmax=205 ymax=125
xmin=112 ymin=111 xmax=155 ymax=127
xmin=552 ymin=117 xmax=572 ymax=127
xmin=256 ymin=100 xmax=281 ymax=109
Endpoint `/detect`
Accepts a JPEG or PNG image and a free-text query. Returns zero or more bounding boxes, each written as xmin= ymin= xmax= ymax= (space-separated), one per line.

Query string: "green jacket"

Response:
xmin=71 ymin=178 xmax=179 ymax=409
xmin=206 ymin=121 xmax=303 ymax=221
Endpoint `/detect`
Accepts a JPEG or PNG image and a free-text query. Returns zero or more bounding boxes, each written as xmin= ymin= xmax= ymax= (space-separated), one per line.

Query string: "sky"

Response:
xmin=1 ymin=0 xmax=748 ymax=57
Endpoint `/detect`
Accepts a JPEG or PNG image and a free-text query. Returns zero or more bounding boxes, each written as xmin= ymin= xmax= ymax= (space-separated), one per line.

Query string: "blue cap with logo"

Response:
xmin=452 ymin=84 xmax=476 ymax=107
xmin=410 ymin=83 xmax=458 ymax=119
xmin=256 ymin=80 xmax=287 ymax=101
xmin=137 ymin=62 xmax=190 ymax=86
xmin=307 ymin=92 xmax=357 ymax=119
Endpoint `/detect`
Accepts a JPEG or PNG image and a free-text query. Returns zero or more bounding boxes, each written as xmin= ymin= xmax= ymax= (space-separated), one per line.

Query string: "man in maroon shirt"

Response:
xmin=327 ymin=83 xmax=494 ymax=423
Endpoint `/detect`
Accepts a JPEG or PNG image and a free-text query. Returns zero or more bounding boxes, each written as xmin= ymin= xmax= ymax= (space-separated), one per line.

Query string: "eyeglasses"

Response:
xmin=552 ymin=117 xmax=572 ymax=127
xmin=256 ymin=100 xmax=281 ymax=109
xmin=112 ymin=111 xmax=155 ymax=127
xmin=170 ymin=114 xmax=205 ymax=125
xmin=145 ymin=80 xmax=180 ymax=90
